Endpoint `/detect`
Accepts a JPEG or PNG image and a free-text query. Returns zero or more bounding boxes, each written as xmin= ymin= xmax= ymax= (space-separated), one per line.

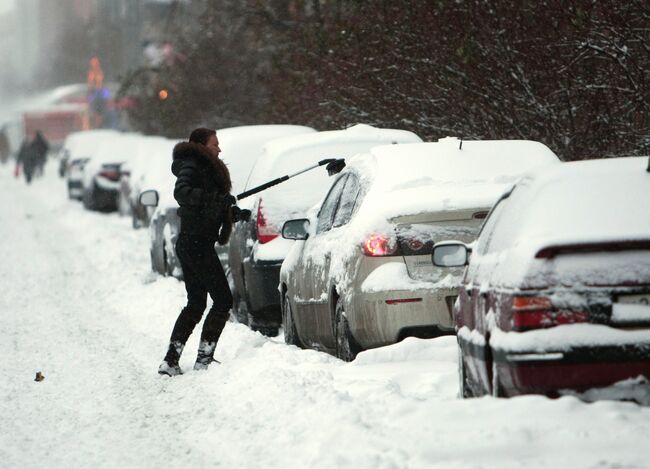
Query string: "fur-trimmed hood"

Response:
xmin=172 ymin=141 xmax=232 ymax=193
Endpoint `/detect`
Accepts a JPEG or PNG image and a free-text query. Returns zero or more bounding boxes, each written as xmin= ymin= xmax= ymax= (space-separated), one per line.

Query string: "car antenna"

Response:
xmin=459 ymin=138 xmax=463 ymax=150
xmin=647 ymin=156 xmax=650 ymax=172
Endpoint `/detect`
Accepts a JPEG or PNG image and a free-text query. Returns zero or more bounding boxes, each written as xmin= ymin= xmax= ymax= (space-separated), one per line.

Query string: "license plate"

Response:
xmin=616 ymin=294 xmax=650 ymax=306
xmin=612 ymin=294 xmax=650 ymax=325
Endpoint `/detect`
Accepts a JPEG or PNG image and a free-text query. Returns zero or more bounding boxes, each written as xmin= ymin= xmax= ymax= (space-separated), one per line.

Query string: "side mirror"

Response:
xmin=432 ymin=242 xmax=469 ymax=267
xmin=282 ymin=218 xmax=310 ymax=240
xmin=139 ymin=189 xmax=159 ymax=207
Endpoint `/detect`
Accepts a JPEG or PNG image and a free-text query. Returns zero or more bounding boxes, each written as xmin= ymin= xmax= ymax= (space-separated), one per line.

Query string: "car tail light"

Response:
xmin=511 ymin=296 xmax=588 ymax=331
xmin=385 ymin=298 xmax=422 ymax=305
xmin=362 ymin=234 xmax=400 ymax=256
xmin=98 ymin=169 xmax=120 ymax=181
xmin=256 ymin=199 xmax=278 ymax=244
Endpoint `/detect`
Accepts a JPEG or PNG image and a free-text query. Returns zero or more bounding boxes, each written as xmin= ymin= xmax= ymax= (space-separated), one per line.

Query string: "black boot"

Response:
xmin=193 ymin=341 xmax=219 ymax=371
xmin=158 ymin=340 xmax=184 ymax=376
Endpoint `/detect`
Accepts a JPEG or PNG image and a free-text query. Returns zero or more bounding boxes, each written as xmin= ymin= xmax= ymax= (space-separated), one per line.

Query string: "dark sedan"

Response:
xmin=432 ymin=157 xmax=650 ymax=401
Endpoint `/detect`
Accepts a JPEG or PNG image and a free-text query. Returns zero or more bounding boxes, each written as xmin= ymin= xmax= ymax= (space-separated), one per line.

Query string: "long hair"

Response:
xmin=188 ymin=128 xmax=216 ymax=145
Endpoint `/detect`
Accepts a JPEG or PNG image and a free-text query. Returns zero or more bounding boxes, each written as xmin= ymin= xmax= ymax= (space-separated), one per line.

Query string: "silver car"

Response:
xmin=279 ymin=138 xmax=560 ymax=360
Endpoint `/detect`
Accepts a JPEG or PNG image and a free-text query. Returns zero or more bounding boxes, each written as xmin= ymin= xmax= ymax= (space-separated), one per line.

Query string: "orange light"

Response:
xmin=362 ymin=234 xmax=398 ymax=256
xmin=158 ymin=89 xmax=169 ymax=100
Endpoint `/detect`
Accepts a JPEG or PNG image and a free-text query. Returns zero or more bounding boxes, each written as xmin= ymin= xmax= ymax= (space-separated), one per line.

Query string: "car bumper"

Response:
xmin=493 ymin=344 xmax=650 ymax=397
xmin=350 ymin=287 xmax=457 ymax=349
xmin=242 ymin=258 xmax=282 ymax=320
xmin=90 ymin=184 xmax=119 ymax=211
xmin=68 ymin=180 xmax=83 ymax=198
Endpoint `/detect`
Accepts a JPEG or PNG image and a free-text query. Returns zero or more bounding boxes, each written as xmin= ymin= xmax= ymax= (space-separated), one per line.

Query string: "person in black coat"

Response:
xmin=16 ymin=138 xmax=38 ymax=183
xmin=158 ymin=128 xmax=235 ymax=376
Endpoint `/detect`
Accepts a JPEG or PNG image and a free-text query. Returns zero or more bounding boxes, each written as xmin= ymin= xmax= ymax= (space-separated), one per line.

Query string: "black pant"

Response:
xmin=169 ymin=233 xmax=233 ymax=345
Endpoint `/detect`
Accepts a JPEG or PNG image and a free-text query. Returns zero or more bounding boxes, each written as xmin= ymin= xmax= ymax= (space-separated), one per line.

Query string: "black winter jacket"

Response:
xmin=171 ymin=142 xmax=233 ymax=244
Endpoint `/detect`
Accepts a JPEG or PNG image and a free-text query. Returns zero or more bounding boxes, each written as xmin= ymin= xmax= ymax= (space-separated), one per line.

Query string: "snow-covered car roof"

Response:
xmin=495 ymin=156 xmax=650 ymax=253
xmin=63 ymin=129 xmax=121 ymax=161
xmin=252 ymin=124 xmax=421 ymax=188
xmin=82 ymin=132 xmax=144 ymax=186
xmin=217 ymin=125 xmax=316 ymax=194
xmin=243 ymin=124 xmax=422 ymax=217
xmin=469 ymin=156 xmax=650 ymax=288
xmin=90 ymin=132 xmax=143 ymax=165
xmin=126 ymin=136 xmax=178 ymax=205
xmin=349 ymin=137 xmax=560 ymax=220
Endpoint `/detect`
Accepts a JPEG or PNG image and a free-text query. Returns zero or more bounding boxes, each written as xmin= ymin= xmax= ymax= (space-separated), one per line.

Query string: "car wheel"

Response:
xmin=283 ymin=293 xmax=303 ymax=348
xmin=131 ymin=213 xmax=141 ymax=229
xmin=458 ymin=345 xmax=473 ymax=398
xmin=162 ymin=240 xmax=170 ymax=276
xmin=82 ymin=187 xmax=94 ymax=210
xmin=334 ymin=297 xmax=361 ymax=362
xmin=491 ymin=361 xmax=504 ymax=398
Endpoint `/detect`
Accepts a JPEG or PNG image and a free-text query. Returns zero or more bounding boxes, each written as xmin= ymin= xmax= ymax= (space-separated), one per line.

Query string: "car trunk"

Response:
xmin=391 ymin=208 xmax=487 ymax=282
xmin=532 ymin=244 xmax=650 ymax=329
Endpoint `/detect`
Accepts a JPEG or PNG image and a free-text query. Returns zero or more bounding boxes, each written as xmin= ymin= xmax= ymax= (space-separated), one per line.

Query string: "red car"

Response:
xmin=432 ymin=157 xmax=650 ymax=400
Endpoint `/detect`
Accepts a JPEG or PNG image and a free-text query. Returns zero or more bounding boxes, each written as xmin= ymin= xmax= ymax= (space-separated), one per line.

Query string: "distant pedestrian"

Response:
xmin=32 ymin=131 xmax=49 ymax=176
xmin=0 ymin=125 xmax=10 ymax=164
xmin=16 ymin=138 xmax=38 ymax=184
xmin=158 ymin=128 xmax=235 ymax=376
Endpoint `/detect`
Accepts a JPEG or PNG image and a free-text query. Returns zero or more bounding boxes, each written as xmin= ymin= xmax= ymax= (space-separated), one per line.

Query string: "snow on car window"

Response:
xmin=333 ymin=173 xmax=361 ymax=227
xmin=316 ymin=174 xmax=348 ymax=234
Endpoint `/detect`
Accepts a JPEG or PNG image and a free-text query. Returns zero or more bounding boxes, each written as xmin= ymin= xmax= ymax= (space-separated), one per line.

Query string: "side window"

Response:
xmin=474 ymin=199 xmax=506 ymax=255
xmin=475 ymin=185 xmax=520 ymax=255
xmin=316 ymin=175 xmax=348 ymax=234
xmin=333 ymin=174 xmax=361 ymax=228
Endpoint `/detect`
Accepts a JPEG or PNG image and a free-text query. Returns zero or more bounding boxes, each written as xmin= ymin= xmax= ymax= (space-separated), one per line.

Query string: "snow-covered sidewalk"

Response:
xmin=1 ymin=161 xmax=649 ymax=469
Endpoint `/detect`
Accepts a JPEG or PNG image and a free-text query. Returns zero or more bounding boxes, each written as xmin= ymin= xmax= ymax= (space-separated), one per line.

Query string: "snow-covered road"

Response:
xmin=1 ymin=161 xmax=649 ymax=469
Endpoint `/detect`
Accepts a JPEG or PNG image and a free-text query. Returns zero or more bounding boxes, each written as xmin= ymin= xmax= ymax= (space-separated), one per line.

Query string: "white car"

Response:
xmin=118 ymin=136 xmax=178 ymax=227
xmin=81 ymin=132 xmax=143 ymax=212
xmin=228 ymin=124 xmax=423 ymax=334
xmin=280 ymin=137 xmax=560 ymax=360
xmin=61 ymin=130 xmax=120 ymax=200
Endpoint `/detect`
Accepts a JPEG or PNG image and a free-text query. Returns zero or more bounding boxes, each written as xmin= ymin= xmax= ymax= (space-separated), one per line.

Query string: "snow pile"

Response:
xmin=2 ymin=159 xmax=650 ymax=469
xmin=490 ymin=323 xmax=650 ymax=352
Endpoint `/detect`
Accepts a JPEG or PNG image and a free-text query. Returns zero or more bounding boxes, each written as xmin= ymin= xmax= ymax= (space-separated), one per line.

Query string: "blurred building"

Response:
xmin=11 ymin=0 xmax=188 ymax=90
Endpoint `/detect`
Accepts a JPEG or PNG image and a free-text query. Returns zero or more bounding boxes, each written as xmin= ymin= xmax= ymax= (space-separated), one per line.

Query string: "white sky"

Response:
xmin=0 ymin=0 xmax=13 ymax=15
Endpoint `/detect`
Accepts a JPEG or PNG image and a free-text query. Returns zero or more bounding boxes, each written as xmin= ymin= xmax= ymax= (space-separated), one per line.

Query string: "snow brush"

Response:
xmin=230 ymin=158 xmax=345 ymax=223
xmin=235 ymin=158 xmax=346 ymax=201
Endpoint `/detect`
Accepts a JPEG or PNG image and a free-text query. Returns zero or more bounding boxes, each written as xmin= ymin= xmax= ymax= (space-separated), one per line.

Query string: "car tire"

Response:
xmin=283 ymin=293 xmax=303 ymax=348
xmin=82 ymin=186 xmax=94 ymax=210
xmin=162 ymin=239 xmax=170 ymax=276
xmin=491 ymin=361 xmax=504 ymax=398
xmin=458 ymin=345 xmax=473 ymax=398
xmin=334 ymin=297 xmax=361 ymax=362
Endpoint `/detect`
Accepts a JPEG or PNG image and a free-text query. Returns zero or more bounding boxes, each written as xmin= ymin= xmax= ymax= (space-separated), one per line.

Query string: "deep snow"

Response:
xmin=1 ymin=160 xmax=650 ymax=469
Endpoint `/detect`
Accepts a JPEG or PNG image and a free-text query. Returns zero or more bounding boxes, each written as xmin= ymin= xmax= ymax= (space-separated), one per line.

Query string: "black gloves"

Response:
xmin=231 ymin=205 xmax=252 ymax=223
xmin=205 ymin=192 xmax=236 ymax=212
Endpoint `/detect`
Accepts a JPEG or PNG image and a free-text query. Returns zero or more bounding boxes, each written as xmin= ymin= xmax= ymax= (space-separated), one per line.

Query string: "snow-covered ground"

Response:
xmin=1 ymin=160 xmax=650 ymax=469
